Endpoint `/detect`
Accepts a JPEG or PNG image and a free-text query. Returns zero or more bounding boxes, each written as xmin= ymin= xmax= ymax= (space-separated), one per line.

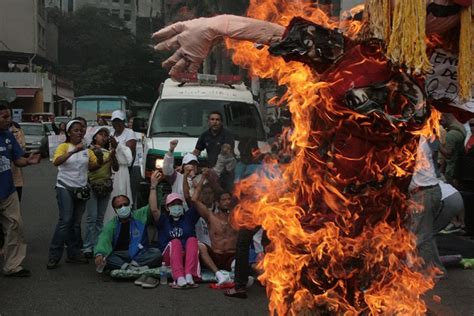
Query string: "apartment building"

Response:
xmin=0 ymin=0 xmax=72 ymax=116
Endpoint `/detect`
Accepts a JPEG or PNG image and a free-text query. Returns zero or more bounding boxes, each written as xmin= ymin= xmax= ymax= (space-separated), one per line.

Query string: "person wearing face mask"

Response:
xmin=152 ymin=191 xmax=203 ymax=289
xmin=93 ymin=170 xmax=163 ymax=284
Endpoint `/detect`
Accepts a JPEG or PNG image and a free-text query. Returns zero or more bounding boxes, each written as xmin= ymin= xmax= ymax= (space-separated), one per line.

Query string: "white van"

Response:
xmin=140 ymin=74 xmax=267 ymax=181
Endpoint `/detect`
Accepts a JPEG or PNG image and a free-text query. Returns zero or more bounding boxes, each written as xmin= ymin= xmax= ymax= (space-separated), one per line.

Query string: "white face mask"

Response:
xmin=116 ymin=206 xmax=131 ymax=219
xmin=168 ymin=204 xmax=184 ymax=220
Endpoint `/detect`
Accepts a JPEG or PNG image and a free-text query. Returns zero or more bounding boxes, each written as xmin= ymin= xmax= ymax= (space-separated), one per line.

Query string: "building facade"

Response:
xmin=0 ymin=0 xmax=72 ymax=116
xmin=48 ymin=0 xmax=138 ymax=34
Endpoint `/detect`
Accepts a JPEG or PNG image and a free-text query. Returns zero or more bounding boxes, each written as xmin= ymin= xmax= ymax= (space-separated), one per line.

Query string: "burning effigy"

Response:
xmin=153 ymin=0 xmax=472 ymax=314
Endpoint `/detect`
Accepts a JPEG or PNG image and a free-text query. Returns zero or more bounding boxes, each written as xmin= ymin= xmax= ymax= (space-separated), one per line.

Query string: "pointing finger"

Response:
xmin=154 ymin=35 xmax=180 ymax=51
xmin=162 ymin=48 xmax=183 ymax=69
xmin=152 ymin=22 xmax=184 ymax=42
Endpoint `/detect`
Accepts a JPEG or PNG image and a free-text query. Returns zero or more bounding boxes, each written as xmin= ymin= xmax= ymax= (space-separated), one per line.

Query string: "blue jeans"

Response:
xmin=48 ymin=187 xmax=87 ymax=260
xmin=106 ymin=248 xmax=162 ymax=270
xmin=82 ymin=192 xmax=110 ymax=253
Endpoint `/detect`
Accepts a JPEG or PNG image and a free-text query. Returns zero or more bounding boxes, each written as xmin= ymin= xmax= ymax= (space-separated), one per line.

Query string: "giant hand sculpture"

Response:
xmin=152 ymin=15 xmax=285 ymax=76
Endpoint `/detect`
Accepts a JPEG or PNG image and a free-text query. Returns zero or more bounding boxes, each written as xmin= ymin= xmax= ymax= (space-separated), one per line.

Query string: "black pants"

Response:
xmin=234 ymin=227 xmax=269 ymax=290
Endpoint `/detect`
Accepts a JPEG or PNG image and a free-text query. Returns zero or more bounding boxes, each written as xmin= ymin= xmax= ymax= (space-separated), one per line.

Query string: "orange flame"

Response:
xmin=227 ymin=0 xmax=439 ymax=315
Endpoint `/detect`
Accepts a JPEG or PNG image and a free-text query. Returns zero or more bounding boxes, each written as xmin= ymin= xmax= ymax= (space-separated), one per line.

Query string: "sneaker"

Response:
xmin=185 ymin=273 xmax=194 ymax=285
xmin=141 ymin=276 xmax=159 ymax=289
xmin=47 ymin=259 xmax=59 ymax=269
xmin=134 ymin=274 xmax=148 ymax=286
xmin=5 ymin=268 xmax=31 ymax=277
xmin=66 ymin=255 xmax=88 ymax=264
xmin=439 ymin=223 xmax=466 ymax=235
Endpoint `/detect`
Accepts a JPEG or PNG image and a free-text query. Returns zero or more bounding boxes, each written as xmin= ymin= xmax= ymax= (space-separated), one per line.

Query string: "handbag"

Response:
xmin=58 ymin=180 xmax=91 ymax=201
xmin=89 ymin=178 xmax=113 ymax=198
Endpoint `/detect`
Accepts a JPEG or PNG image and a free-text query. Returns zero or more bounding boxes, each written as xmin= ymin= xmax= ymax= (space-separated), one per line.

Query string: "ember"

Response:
xmin=226 ymin=1 xmax=440 ymax=314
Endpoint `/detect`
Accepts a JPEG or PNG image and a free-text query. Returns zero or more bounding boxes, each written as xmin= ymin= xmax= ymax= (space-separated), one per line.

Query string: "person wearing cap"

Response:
xmin=162 ymin=139 xmax=202 ymax=201
xmin=0 ymin=101 xmax=41 ymax=277
xmin=47 ymin=120 xmax=96 ymax=269
xmin=102 ymin=110 xmax=136 ymax=222
xmin=82 ymin=127 xmax=119 ymax=258
xmin=111 ymin=110 xmax=136 ymax=162
xmin=152 ymin=191 xmax=206 ymax=289
xmin=94 ymin=170 xmax=163 ymax=288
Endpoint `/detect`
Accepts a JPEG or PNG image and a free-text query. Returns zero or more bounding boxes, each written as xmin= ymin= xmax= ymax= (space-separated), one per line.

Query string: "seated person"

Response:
xmin=194 ymin=183 xmax=217 ymax=248
xmin=163 ymin=139 xmax=223 ymax=205
xmin=187 ymin=171 xmax=238 ymax=285
xmin=94 ymin=171 xmax=162 ymax=272
xmin=151 ymin=187 xmax=201 ymax=288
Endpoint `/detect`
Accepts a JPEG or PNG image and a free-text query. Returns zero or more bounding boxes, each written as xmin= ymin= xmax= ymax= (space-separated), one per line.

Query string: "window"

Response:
xmin=112 ymin=0 xmax=119 ymax=2
xmin=68 ymin=0 xmax=74 ymax=12
xmin=124 ymin=0 xmax=131 ymax=3
xmin=111 ymin=9 xmax=120 ymax=17
xmin=38 ymin=0 xmax=46 ymax=18
xmin=37 ymin=24 xmax=46 ymax=49
xmin=123 ymin=10 xmax=131 ymax=21
xmin=150 ymin=100 xmax=266 ymax=140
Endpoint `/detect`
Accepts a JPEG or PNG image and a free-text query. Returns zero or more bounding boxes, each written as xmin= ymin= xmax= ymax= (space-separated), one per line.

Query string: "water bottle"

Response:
xmin=160 ymin=262 xmax=168 ymax=285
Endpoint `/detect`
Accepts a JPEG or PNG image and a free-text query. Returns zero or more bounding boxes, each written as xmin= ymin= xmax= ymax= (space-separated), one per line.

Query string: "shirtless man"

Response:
xmin=184 ymin=169 xmax=237 ymax=284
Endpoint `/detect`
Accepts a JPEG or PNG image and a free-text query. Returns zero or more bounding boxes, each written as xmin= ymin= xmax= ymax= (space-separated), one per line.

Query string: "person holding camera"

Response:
xmin=47 ymin=120 xmax=96 ymax=269
xmin=82 ymin=127 xmax=118 ymax=259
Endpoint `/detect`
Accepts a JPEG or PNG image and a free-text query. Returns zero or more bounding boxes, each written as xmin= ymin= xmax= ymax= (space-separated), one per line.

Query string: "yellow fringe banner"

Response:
xmin=458 ymin=5 xmax=472 ymax=101
xmin=386 ymin=0 xmax=431 ymax=74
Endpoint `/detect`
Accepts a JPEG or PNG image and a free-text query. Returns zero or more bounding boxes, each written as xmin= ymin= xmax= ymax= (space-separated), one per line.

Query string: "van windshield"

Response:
xmin=149 ymin=99 xmax=266 ymax=140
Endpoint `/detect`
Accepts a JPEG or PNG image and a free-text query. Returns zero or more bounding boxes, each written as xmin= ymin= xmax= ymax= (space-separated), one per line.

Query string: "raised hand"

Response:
xmin=152 ymin=15 xmax=285 ymax=77
xmin=169 ymin=139 xmax=178 ymax=152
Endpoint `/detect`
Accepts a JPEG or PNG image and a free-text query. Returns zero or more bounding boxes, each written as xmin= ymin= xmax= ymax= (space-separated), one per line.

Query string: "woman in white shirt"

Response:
xmin=47 ymin=120 xmax=94 ymax=269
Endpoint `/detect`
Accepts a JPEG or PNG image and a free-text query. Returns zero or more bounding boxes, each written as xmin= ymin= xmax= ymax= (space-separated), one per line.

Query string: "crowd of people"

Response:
xmin=1 ymin=4 xmax=474 ymax=309
xmin=1 ymin=98 xmax=472 ymax=295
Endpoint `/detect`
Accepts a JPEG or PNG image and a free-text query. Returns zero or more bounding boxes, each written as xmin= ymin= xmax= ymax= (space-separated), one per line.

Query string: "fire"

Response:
xmin=227 ymin=0 xmax=439 ymax=314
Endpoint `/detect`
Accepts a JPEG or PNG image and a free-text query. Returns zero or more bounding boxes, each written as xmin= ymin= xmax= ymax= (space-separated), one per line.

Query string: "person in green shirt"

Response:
xmin=94 ymin=170 xmax=162 ymax=272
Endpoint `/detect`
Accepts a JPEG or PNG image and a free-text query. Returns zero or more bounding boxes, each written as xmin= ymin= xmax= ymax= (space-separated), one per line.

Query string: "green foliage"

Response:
xmin=54 ymin=6 xmax=168 ymax=102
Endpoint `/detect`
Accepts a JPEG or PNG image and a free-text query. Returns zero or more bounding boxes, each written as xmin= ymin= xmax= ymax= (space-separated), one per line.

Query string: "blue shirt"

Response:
xmin=0 ymin=130 xmax=24 ymax=199
xmin=155 ymin=207 xmax=200 ymax=252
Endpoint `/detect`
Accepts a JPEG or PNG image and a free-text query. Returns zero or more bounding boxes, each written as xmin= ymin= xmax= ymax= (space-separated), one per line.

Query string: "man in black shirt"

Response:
xmin=193 ymin=111 xmax=235 ymax=168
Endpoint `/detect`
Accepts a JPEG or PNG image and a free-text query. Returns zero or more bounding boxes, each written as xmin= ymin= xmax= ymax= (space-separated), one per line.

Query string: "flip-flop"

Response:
xmin=223 ymin=287 xmax=247 ymax=299
xmin=209 ymin=282 xmax=235 ymax=289
xmin=169 ymin=283 xmax=199 ymax=289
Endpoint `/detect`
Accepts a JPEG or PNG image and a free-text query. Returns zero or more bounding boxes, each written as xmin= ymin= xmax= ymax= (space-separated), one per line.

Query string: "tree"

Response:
xmin=51 ymin=6 xmax=168 ymax=102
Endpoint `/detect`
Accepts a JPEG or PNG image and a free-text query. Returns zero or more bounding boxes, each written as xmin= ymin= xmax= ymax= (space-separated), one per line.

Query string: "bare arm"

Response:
xmin=182 ymin=167 xmax=193 ymax=207
xmin=149 ymin=170 xmax=164 ymax=223
xmin=126 ymin=139 xmax=137 ymax=162
xmin=14 ymin=152 xmax=41 ymax=167
xmin=191 ymin=175 xmax=212 ymax=222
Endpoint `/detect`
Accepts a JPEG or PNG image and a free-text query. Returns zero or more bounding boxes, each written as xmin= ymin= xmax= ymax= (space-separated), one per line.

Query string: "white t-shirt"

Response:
xmin=439 ymin=181 xmax=458 ymax=200
xmin=55 ymin=143 xmax=90 ymax=188
xmin=114 ymin=128 xmax=136 ymax=145
xmin=409 ymin=136 xmax=440 ymax=190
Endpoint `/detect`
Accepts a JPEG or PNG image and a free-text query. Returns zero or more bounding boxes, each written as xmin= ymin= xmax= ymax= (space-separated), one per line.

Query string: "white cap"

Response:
xmin=111 ymin=110 xmax=126 ymax=121
xmin=182 ymin=153 xmax=198 ymax=165
xmin=66 ymin=120 xmax=82 ymax=132
xmin=92 ymin=126 xmax=110 ymax=139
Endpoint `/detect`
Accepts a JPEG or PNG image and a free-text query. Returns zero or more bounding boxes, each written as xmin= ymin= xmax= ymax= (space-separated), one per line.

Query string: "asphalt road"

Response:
xmin=1 ymin=161 xmax=473 ymax=315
